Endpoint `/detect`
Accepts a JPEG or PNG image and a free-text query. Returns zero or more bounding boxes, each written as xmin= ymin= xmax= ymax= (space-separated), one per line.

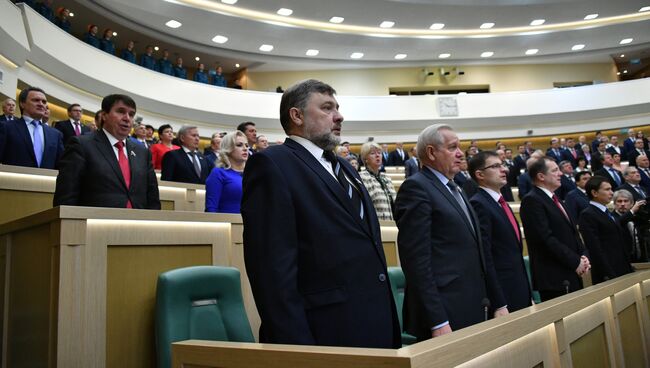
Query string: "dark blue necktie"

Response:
xmin=609 ymin=168 xmax=621 ymax=186
xmin=324 ymin=151 xmax=364 ymax=220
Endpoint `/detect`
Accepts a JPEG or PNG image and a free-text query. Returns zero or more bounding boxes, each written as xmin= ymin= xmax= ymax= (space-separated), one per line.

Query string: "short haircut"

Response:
xmin=416 ymin=123 xmax=453 ymax=161
xmin=18 ymin=87 xmax=46 ymax=113
xmin=623 ymin=166 xmax=638 ymax=177
xmin=237 ymin=121 xmax=255 ymax=133
xmin=613 ymin=189 xmax=633 ymax=203
xmin=528 ymin=157 xmax=553 ymax=183
xmin=67 ymin=103 xmax=81 ymax=113
xmin=585 ymin=176 xmax=608 ymax=200
xmin=360 ymin=142 xmax=381 ymax=162
xmin=101 ymin=94 xmax=136 ymax=114
xmin=158 ymin=124 xmax=172 ymax=136
xmin=505 ymin=148 xmax=512 ymax=153
xmin=598 ymin=152 xmax=611 ymax=164
xmin=177 ymin=125 xmax=197 ymax=139
xmin=468 ymin=151 xmax=498 ymax=181
xmin=279 ymin=79 xmax=336 ymax=133
xmin=559 ymin=160 xmax=571 ymax=169
xmin=145 ymin=124 xmax=154 ymax=131
xmin=574 ymin=171 xmax=592 ymax=182
xmin=211 ymin=132 xmax=221 ymax=139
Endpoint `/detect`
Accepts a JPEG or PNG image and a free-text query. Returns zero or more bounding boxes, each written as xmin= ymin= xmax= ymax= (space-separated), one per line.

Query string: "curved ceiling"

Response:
xmin=58 ymin=0 xmax=650 ymax=72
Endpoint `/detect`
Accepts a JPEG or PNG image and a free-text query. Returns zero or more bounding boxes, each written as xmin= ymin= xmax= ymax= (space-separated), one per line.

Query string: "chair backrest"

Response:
xmin=155 ymin=266 xmax=254 ymax=368
xmin=523 ymin=256 xmax=542 ymax=304
xmin=387 ymin=267 xmax=406 ymax=330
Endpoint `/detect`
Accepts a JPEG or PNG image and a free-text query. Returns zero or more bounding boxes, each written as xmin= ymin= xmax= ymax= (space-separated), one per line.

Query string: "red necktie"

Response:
xmin=114 ymin=141 xmax=132 ymax=208
xmin=552 ymin=194 xmax=569 ymax=221
xmin=571 ymin=149 xmax=577 ymax=159
xmin=498 ymin=196 xmax=520 ymax=241
xmin=74 ymin=121 xmax=81 ymax=136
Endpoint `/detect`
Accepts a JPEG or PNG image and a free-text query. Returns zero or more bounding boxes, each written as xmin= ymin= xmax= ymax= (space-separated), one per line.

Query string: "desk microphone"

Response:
xmin=563 ymin=280 xmax=570 ymax=295
xmin=482 ymin=298 xmax=491 ymax=321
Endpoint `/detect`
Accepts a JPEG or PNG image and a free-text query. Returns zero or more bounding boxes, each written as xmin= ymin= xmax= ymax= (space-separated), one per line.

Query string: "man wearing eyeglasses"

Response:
xmin=469 ymin=151 xmax=533 ymax=312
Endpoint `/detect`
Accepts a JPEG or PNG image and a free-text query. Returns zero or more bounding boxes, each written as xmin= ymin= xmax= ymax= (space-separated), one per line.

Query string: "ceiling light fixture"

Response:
xmin=525 ymin=49 xmax=539 ymax=55
xmin=394 ymin=53 xmax=407 ymax=59
xmin=195 ymin=56 xmax=200 ymax=61
xmin=429 ymin=23 xmax=445 ymax=29
xmin=480 ymin=22 xmax=495 ymax=29
xmin=620 ymin=54 xmax=625 ymax=57
xmin=277 ymin=8 xmax=293 ymax=16
xmin=438 ymin=53 xmax=451 ymax=59
xmin=112 ymin=31 xmax=117 ymax=36
xmin=350 ymin=52 xmax=364 ymax=59
xmin=571 ymin=44 xmax=585 ymax=50
xmin=235 ymin=63 xmax=240 ymax=68
xmin=329 ymin=16 xmax=344 ymax=23
xmin=617 ymin=72 xmax=621 ymax=75
xmin=221 ymin=0 xmax=237 ymax=4
xmin=584 ymin=14 xmax=599 ymax=20
xmin=481 ymin=51 xmax=494 ymax=57
xmin=623 ymin=70 xmax=628 ymax=73
xmin=165 ymin=20 xmax=182 ymax=28
xmin=640 ymin=6 xmax=650 ymax=12
xmin=530 ymin=19 xmax=545 ymax=26
xmin=212 ymin=35 xmax=228 ymax=44
xmin=259 ymin=44 xmax=274 ymax=52
xmin=305 ymin=49 xmax=319 ymax=56
xmin=620 ymin=38 xmax=633 ymax=44
xmin=154 ymin=46 xmax=159 ymax=51
xmin=380 ymin=21 xmax=395 ymax=28
xmin=69 ymin=12 xmax=74 ymax=17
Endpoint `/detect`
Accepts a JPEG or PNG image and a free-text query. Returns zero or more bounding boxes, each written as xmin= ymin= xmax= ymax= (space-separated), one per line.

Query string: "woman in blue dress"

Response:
xmin=205 ymin=131 xmax=249 ymax=213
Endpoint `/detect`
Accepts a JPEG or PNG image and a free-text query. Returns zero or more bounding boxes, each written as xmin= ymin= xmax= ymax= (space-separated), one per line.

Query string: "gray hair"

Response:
xmin=416 ymin=123 xmax=452 ymax=160
xmin=359 ymin=141 xmax=382 ymax=162
xmin=177 ymin=125 xmax=198 ymax=138
xmin=613 ymin=189 xmax=633 ymax=203
xmin=217 ymin=130 xmax=247 ymax=169
xmin=623 ymin=166 xmax=639 ymax=177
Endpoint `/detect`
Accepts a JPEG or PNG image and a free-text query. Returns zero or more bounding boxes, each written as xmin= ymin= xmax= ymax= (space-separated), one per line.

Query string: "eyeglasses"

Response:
xmin=479 ymin=163 xmax=507 ymax=170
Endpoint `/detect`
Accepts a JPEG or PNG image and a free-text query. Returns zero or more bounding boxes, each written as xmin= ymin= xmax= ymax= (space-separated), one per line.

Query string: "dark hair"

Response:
xmin=67 ymin=103 xmax=81 ymax=113
xmin=279 ymin=79 xmax=336 ymax=133
xmin=598 ymin=152 xmax=611 ymax=164
xmin=558 ymin=160 xmax=571 ymax=169
xmin=575 ymin=171 xmax=592 ymax=182
xmin=103 ymin=28 xmax=112 ymax=38
xmin=145 ymin=124 xmax=154 ymax=131
xmin=87 ymin=24 xmax=97 ymax=33
xmin=468 ymin=151 xmax=498 ymax=181
xmin=505 ymin=148 xmax=512 ymax=153
xmin=158 ymin=124 xmax=172 ymax=136
xmin=528 ymin=157 xmax=553 ymax=184
xmin=101 ymin=94 xmax=136 ymax=114
xmin=18 ymin=87 xmax=46 ymax=113
xmin=94 ymin=110 xmax=102 ymax=123
xmin=585 ymin=175 xmax=609 ymax=200
xmin=237 ymin=121 xmax=255 ymax=133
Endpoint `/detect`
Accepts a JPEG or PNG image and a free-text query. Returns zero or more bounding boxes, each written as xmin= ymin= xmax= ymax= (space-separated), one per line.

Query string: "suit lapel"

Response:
xmin=180 ymin=149 xmax=201 ymax=180
xmin=479 ymin=189 xmax=522 ymax=249
xmin=534 ymin=187 xmax=574 ymax=226
xmin=16 ymin=119 xmax=37 ymax=164
xmin=95 ymin=131 xmax=128 ymax=190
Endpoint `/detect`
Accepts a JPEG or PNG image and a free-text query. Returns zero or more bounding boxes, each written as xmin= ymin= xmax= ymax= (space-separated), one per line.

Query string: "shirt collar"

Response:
xmin=289 ymin=135 xmax=324 ymax=162
xmin=589 ymin=201 xmax=608 ymax=213
xmin=427 ymin=166 xmax=451 ymax=186
xmin=22 ymin=115 xmax=36 ymax=125
xmin=479 ymin=186 xmax=501 ymax=202
xmin=536 ymin=186 xmax=555 ymax=198
xmin=182 ymin=146 xmax=196 ymax=154
xmin=103 ymin=128 xmax=122 ymax=147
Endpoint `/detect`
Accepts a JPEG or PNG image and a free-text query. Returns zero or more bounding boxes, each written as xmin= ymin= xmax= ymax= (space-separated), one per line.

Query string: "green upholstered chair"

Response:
xmin=387 ymin=267 xmax=417 ymax=346
xmin=523 ymin=256 xmax=542 ymax=304
xmin=155 ymin=266 xmax=254 ymax=368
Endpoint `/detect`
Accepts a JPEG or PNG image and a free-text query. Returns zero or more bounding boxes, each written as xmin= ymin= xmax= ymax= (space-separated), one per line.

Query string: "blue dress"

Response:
xmin=205 ymin=168 xmax=243 ymax=213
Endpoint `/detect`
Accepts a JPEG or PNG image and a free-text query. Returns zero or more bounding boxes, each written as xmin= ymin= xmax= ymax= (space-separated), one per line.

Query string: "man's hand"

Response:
xmin=432 ymin=324 xmax=452 ymax=338
xmin=631 ymin=200 xmax=646 ymax=214
xmin=576 ymin=256 xmax=591 ymax=275
xmin=494 ymin=307 xmax=509 ymax=318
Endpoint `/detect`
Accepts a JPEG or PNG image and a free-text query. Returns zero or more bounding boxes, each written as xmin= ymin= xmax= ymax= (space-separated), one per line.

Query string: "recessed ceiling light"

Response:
xmin=221 ymin=0 xmax=237 ymax=4
xmin=212 ymin=35 xmax=228 ymax=44
xmin=195 ymin=56 xmax=200 ymax=61
xmin=259 ymin=44 xmax=274 ymax=52
xmin=69 ymin=12 xmax=74 ymax=17
xmin=154 ymin=46 xmax=159 ymax=51
xmin=429 ymin=23 xmax=445 ymax=30
xmin=530 ymin=19 xmax=545 ymax=26
xmin=617 ymin=72 xmax=621 ymax=75
xmin=525 ymin=49 xmax=539 ymax=55
xmin=639 ymin=6 xmax=650 ymax=12
xmin=571 ymin=44 xmax=585 ymax=51
xmin=584 ymin=14 xmax=599 ymax=20
xmin=438 ymin=53 xmax=451 ymax=59
xmin=112 ymin=31 xmax=117 ymax=36
xmin=481 ymin=51 xmax=494 ymax=57
xmin=380 ymin=21 xmax=395 ymax=28
xmin=623 ymin=70 xmax=628 ymax=74
xmin=620 ymin=54 xmax=625 ymax=57
xmin=350 ymin=52 xmax=364 ymax=59
xmin=277 ymin=8 xmax=293 ymax=16
xmin=329 ymin=16 xmax=344 ymax=23
xmin=620 ymin=38 xmax=633 ymax=44
xmin=306 ymin=49 xmax=319 ymax=56
xmin=394 ymin=53 xmax=407 ymax=59
xmin=480 ymin=22 xmax=495 ymax=29
xmin=235 ymin=63 xmax=240 ymax=68
xmin=165 ymin=20 xmax=182 ymax=28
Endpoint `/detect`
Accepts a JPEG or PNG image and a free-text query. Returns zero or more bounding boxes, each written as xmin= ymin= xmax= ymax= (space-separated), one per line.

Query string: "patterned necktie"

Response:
xmin=74 ymin=121 xmax=81 ymax=136
xmin=31 ymin=120 xmax=43 ymax=167
xmin=498 ymin=195 xmax=520 ymax=241
xmin=609 ymin=168 xmax=621 ymax=186
xmin=634 ymin=185 xmax=646 ymax=199
xmin=552 ymin=194 xmax=570 ymax=221
xmin=114 ymin=141 xmax=132 ymax=208
xmin=189 ymin=151 xmax=201 ymax=178
xmin=324 ymin=151 xmax=364 ymax=220
xmin=446 ymin=181 xmax=475 ymax=233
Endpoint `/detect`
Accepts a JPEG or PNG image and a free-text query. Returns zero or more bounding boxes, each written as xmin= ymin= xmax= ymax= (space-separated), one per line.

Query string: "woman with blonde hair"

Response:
xmin=205 ymin=131 xmax=249 ymax=213
xmin=359 ymin=141 xmax=397 ymax=220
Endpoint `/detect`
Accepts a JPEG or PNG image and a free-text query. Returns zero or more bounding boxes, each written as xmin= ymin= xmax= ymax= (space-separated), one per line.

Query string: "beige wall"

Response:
xmin=248 ymin=63 xmax=619 ymax=96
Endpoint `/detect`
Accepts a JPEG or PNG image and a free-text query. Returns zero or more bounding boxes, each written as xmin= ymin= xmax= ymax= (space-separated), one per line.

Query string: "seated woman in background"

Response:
xmin=150 ymin=124 xmax=180 ymax=170
xmin=611 ymin=152 xmax=624 ymax=172
xmin=205 ymin=131 xmax=248 ymax=213
xmin=359 ymin=141 xmax=397 ymax=221
xmin=575 ymin=156 xmax=589 ymax=173
xmin=579 ymin=144 xmax=592 ymax=169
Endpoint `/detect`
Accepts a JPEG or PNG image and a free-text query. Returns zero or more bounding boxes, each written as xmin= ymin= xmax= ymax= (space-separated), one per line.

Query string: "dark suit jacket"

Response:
xmin=0 ymin=114 xmax=15 ymax=122
xmin=606 ymin=145 xmax=623 ymax=157
xmin=161 ymin=148 xmax=214 ymax=184
xmin=561 ymin=148 xmax=579 ymax=167
xmin=520 ymin=187 xmax=587 ymax=293
xmin=618 ymin=182 xmax=647 ymax=202
xmin=241 ymin=138 xmax=399 ymax=348
xmin=564 ymin=188 xmax=589 ymax=224
xmin=555 ymin=175 xmax=577 ymax=200
xmin=395 ymin=168 xmax=503 ymax=340
xmin=404 ymin=157 xmax=419 ymax=178
xmin=517 ymin=172 xmax=533 ymax=201
xmin=627 ymin=149 xmax=650 ymax=167
xmin=623 ymin=137 xmax=637 ymax=160
xmin=53 ymin=130 xmax=160 ymax=209
xmin=470 ymin=189 xmax=532 ymax=312
xmin=639 ymin=168 xmax=650 ymax=193
xmin=591 ymin=151 xmax=605 ymax=172
xmin=54 ymin=120 xmax=91 ymax=144
xmin=578 ymin=205 xmax=633 ymax=284
xmin=0 ymin=118 xmax=64 ymax=169
xmin=387 ymin=149 xmax=408 ymax=166
xmin=453 ymin=172 xmax=470 ymax=188
xmin=594 ymin=167 xmax=625 ymax=190
xmin=546 ymin=148 xmax=563 ymax=163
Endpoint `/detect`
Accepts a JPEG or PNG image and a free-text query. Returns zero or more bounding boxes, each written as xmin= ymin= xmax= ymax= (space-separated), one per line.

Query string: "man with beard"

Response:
xmin=241 ymin=79 xmax=399 ymax=348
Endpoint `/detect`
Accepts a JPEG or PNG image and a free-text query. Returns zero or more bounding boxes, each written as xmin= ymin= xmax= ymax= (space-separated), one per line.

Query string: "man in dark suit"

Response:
xmin=619 ymin=166 xmax=647 ymax=201
xmin=53 ymin=94 xmax=160 ymax=209
xmin=381 ymin=144 xmax=390 ymax=168
xmin=387 ymin=142 xmax=408 ymax=166
xmin=564 ymin=171 xmax=592 ymax=223
xmin=0 ymin=98 xmax=16 ymax=121
xmin=0 ymin=87 xmax=64 ymax=169
xmin=468 ymin=151 xmax=532 ymax=312
xmin=561 ymin=137 xmax=579 ymax=167
xmin=635 ymin=155 xmax=650 ymax=193
xmin=237 ymin=121 xmax=257 ymax=157
xmin=161 ymin=125 xmax=214 ymax=184
xmin=555 ymin=160 xmax=577 ymax=200
xmin=520 ymin=157 xmax=590 ymax=302
xmin=593 ymin=153 xmax=625 ymax=190
xmin=623 ymin=129 xmax=637 ymax=160
xmin=453 ymin=155 xmax=471 ymax=188
xmin=578 ymin=176 xmax=633 ymax=284
xmin=591 ymin=141 xmax=607 ymax=172
xmin=404 ymin=146 xmax=419 ymax=178
xmin=627 ymin=139 xmax=650 ymax=168
xmin=241 ymin=79 xmax=399 ymax=348
xmin=54 ymin=103 xmax=91 ymax=144
xmin=395 ymin=124 xmax=507 ymax=342
xmin=606 ymin=135 xmax=624 ymax=157
xmin=591 ymin=131 xmax=602 ymax=153
xmin=546 ymin=137 xmax=563 ymax=163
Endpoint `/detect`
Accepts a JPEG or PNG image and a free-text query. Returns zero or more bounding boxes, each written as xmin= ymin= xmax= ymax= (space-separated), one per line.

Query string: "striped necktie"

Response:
xmin=324 ymin=151 xmax=364 ymax=220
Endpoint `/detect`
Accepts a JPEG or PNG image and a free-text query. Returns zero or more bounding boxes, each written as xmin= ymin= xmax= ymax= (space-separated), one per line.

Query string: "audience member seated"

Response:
xmin=0 ymin=98 xmax=16 ymax=121
xmin=120 ymin=41 xmax=136 ymax=64
xmin=145 ymin=124 xmax=158 ymax=145
xmin=237 ymin=121 xmax=257 ymax=157
xmin=205 ymin=131 xmax=248 ymax=213
xmin=574 ymin=157 xmax=588 ymax=173
xmin=387 ymin=142 xmax=408 ymax=166
xmin=578 ymin=176 xmax=634 ymax=284
xmin=336 ymin=145 xmax=350 ymax=160
xmin=140 ymin=45 xmax=157 ymax=70
xmin=204 ymin=133 xmax=222 ymax=165
xmin=158 ymin=50 xmax=173 ymax=75
xmin=579 ymin=144 xmax=593 ymax=169
xmin=555 ymin=160 xmax=577 ymax=200
xmin=359 ymin=142 xmax=397 ymax=221
xmin=256 ymin=135 xmax=269 ymax=152
xmin=627 ymin=138 xmax=649 ymax=167
xmin=161 ymin=125 xmax=214 ymax=184
xmin=99 ymin=28 xmax=115 ymax=55
xmin=0 ymin=87 xmax=63 ymax=169
xmin=591 ymin=131 xmax=603 ymax=153
xmin=150 ymin=124 xmax=180 ymax=170
xmin=193 ymin=63 xmax=209 ymax=84
xmin=83 ymin=24 xmax=101 ymax=48
xmin=594 ymin=153 xmax=625 ymax=190
xmin=347 ymin=157 xmax=359 ymax=171
xmin=619 ymin=167 xmax=647 ymax=201
xmin=129 ymin=123 xmax=150 ymax=148
xmin=54 ymin=103 xmax=90 ymax=144
xmin=53 ymin=94 xmax=160 ymax=209
xmin=564 ymin=171 xmax=591 ymax=224
xmin=404 ymin=146 xmax=419 ymax=178
xmin=173 ymin=57 xmax=187 ymax=79
xmin=35 ymin=0 xmax=54 ymax=21
xmin=53 ymin=7 xmax=71 ymax=33
xmin=211 ymin=65 xmax=227 ymax=87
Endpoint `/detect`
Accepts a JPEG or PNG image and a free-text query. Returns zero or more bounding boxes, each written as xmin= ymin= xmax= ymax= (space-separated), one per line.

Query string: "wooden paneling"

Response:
xmin=0 ymin=190 xmax=53 ymax=224
xmin=161 ymin=200 xmax=175 ymax=211
xmin=570 ymin=324 xmax=610 ymax=368
xmin=619 ymin=304 xmax=645 ymax=368
xmin=383 ymin=242 xmax=398 ymax=267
